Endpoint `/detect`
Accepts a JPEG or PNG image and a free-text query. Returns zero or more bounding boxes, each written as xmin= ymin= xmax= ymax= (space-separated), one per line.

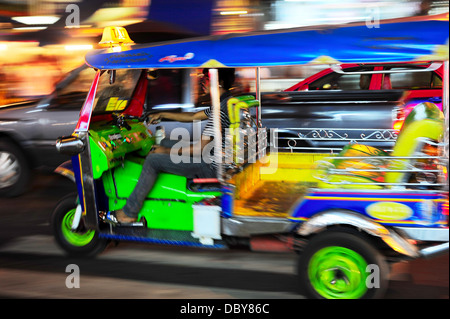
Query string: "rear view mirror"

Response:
xmin=147 ymin=69 xmax=159 ymax=80
xmin=109 ymin=70 xmax=116 ymax=84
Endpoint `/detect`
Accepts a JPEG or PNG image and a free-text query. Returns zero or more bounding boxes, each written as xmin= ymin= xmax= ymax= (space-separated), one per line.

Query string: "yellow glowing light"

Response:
xmin=112 ymin=46 xmax=122 ymax=53
xmin=393 ymin=120 xmax=403 ymax=131
xmin=12 ymin=16 xmax=59 ymax=25
xmin=12 ymin=26 xmax=47 ymax=31
xmin=220 ymin=11 xmax=248 ymax=15
xmin=64 ymin=45 xmax=94 ymax=51
xmin=99 ymin=26 xmax=134 ymax=48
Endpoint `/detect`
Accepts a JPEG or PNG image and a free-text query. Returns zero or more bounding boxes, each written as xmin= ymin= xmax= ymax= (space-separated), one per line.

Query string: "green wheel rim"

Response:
xmin=308 ymin=246 xmax=368 ymax=299
xmin=61 ymin=208 xmax=96 ymax=247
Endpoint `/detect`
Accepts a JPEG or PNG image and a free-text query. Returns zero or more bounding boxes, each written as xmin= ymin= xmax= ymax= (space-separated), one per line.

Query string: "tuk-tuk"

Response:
xmin=52 ymin=15 xmax=449 ymax=299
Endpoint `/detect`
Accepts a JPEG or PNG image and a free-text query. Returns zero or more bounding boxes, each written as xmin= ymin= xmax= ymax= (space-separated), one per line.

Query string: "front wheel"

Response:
xmin=52 ymin=193 xmax=108 ymax=257
xmin=298 ymin=230 xmax=389 ymax=299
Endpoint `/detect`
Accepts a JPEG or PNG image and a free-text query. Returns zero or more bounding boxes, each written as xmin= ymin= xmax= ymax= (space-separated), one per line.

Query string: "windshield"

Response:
xmin=92 ymin=69 xmax=141 ymax=115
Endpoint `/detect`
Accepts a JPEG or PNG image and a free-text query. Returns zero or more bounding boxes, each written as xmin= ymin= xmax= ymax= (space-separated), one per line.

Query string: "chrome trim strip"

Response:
xmin=394 ymin=227 xmax=449 ymax=242
xmin=222 ymin=216 xmax=293 ymax=237
xmin=297 ymin=210 xmax=419 ymax=257
xmin=78 ymin=132 xmax=99 ymax=230
xmin=420 ymin=242 xmax=449 ymax=259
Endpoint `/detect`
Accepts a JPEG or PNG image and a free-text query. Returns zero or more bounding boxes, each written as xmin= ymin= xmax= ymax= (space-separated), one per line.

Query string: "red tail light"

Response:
xmin=393 ymin=120 xmax=403 ymax=131
xmin=392 ymin=106 xmax=405 ymax=131
xmin=442 ymin=198 xmax=449 ymax=226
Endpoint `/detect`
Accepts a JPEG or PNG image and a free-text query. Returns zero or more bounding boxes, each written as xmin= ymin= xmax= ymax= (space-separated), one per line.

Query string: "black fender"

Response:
xmin=54 ymin=160 xmax=75 ymax=183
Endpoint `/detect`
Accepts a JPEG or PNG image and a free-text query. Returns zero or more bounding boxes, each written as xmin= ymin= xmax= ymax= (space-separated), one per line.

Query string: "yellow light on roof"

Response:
xmin=99 ymin=26 xmax=134 ymax=48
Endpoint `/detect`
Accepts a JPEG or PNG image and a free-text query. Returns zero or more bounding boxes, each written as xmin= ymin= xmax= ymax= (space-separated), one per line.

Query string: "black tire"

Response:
xmin=51 ymin=193 xmax=109 ymax=257
xmin=298 ymin=229 xmax=389 ymax=299
xmin=0 ymin=139 xmax=31 ymax=197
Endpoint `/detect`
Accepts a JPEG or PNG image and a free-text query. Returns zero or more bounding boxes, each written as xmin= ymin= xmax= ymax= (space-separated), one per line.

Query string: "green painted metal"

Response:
xmin=102 ymin=159 xmax=221 ymax=231
xmin=89 ymin=120 xmax=154 ymax=179
xmin=61 ymin=208 xmax=96 ymax=247
xmin=87 ymin=119 xmax=220 ymax=231
xmin=308 ymin=246 xmax=369 ymax=299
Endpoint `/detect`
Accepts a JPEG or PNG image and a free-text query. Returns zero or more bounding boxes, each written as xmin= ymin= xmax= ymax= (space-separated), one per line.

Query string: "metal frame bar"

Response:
xmin=276 ymin=127 xmax=398 ymax=143
xmin=255 ymin=67 xmax=262 ymax=127
xmin=77 ymin=132 xmax=99 ymax=229
xmin=73 ymin=70 xmax=101 ymax=230
xmin=331 ymin=62 xmax=442 ymax=75
xmin=443 ymin=61 xmax=449 ymax=191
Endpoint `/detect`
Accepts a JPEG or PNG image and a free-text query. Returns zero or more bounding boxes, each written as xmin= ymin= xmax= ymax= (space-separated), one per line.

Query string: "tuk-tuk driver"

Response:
xmin=107 ymin=68 xmax=236 ymax=224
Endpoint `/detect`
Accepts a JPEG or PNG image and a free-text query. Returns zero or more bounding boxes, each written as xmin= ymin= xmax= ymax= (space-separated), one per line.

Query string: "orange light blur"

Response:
xmin=393 ymin=120 xmax=403 ymax=131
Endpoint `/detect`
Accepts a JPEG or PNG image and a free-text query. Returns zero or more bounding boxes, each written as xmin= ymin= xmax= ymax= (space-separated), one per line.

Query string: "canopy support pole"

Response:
xmin=255 ymin=67 xmax=262 ymax=127
xmin=209 ymin=68 xmax=223 ymax=182
xmin=443 ymin=60 xmax=449 ymax=190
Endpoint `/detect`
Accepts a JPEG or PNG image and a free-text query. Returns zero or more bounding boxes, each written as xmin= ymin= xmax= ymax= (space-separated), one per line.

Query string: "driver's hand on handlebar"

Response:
xmin=147 ymin=113 xmax=162 ymax=124
xmin=151 ymin=145 xmax=170 ymax=154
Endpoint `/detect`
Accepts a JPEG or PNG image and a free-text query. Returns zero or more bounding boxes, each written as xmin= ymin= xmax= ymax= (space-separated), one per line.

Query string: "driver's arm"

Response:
xmin=151 ymin=135 xmax=212 ymax=156
xmin=148 ymin=110 xmax=208 ymax=124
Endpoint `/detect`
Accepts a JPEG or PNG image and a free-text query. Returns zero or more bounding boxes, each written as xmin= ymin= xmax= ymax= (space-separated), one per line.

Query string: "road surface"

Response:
xmin=0 ymin=171 xmax=448 ymax=302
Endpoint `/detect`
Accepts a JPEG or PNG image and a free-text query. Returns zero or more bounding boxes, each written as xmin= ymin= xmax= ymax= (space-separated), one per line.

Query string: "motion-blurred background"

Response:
xmin=1 ymin=0 xmax=449 ymax=104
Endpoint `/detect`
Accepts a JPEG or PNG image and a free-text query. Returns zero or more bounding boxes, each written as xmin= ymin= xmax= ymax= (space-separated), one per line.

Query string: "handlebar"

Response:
xmin=111 ymin=111 xmax=161 ymax=130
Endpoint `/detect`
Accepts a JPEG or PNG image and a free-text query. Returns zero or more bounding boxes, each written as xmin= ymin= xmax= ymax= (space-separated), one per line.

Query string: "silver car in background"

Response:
xmin=0 ymin=65 xmax=193 ymax=197
xmin=0 ymin=65 xmax=94 ymax=196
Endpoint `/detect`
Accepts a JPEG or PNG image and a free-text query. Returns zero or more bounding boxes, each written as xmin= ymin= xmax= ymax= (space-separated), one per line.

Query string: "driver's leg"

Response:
xmin=116 ymin=152 xmax=215 ymax=222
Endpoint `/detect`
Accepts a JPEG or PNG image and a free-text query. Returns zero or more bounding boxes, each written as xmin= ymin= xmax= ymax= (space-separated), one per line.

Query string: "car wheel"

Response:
xmin=0 ymin=139 xmax=30 ymax=197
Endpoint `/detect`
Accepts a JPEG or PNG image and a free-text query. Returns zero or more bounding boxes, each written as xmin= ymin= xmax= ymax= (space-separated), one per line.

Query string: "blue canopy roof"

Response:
xmin=86 ymin=14 xmax=449 ymax=70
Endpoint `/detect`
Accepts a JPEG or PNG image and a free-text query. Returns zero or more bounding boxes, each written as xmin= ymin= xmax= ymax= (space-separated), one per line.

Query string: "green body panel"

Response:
xmin=102 ymin=159 xmax=221 ymax=231
xmin=88 ymin=120 xmax=221 ymax=232
xmin=90 ymin=136 xmax=109 ymax=180
xmin=89 ymin=120 xmax=154 ymax=179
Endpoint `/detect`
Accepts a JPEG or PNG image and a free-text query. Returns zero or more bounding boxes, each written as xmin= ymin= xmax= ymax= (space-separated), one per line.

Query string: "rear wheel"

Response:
xmin=298 ymin=230 xmax=389 ymax=299
xmin=52 ymin=193 xmax=108 ymax=257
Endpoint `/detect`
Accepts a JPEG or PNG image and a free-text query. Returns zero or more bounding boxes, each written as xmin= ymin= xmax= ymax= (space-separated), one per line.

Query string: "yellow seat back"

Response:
xmin=386 ymin=102 xmax=444 ymax=184
xmin=315 ymin=102 xmax=444 ymax=189
xmin=316 ymin=144 xmax=387 ymax=189
xmin=226 ymin=95 xmax=259 ymax=165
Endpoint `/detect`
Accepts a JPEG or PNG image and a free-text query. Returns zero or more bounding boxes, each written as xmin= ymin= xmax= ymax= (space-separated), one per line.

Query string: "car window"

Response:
xmin=431 ymin=72 xmax=443 ymax=88
xmin=49 ymin=67 xmax=96 ymax=110
xmin=146 ymin=69 xmax=184 ymax=109
xmin=58 ymin=67 xmax=95 ymax=96
xmin=308 ymin=68 xmax=373 ymax=90
xmin=383 ymin=68 xmax=442 ymax=90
